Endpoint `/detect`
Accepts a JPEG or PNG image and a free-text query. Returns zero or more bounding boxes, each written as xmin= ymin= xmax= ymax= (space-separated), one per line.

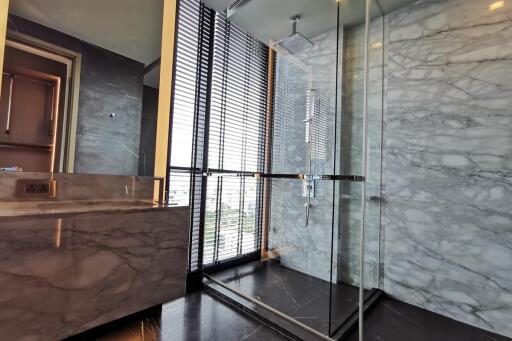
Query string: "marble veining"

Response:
xmin=270 ymin=28 xmax=341 ymax=282
xmin=0 ymin=207 xmax=189 ymax=341
xmin=381 ymin=0 xmax=512 ymax=337
xmin=339 ymin=17 xmax=385 ymax=289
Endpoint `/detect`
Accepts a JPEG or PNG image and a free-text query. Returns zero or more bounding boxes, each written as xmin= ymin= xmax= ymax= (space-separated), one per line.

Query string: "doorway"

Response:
xmin=0 ymin=34 xmax=80 ymax=173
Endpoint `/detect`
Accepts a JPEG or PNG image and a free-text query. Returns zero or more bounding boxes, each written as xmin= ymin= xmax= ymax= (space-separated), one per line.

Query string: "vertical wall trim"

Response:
xmin=0 ymin=0 xmax=9 ymax=94
xmin=359 ymin=0 xmax=372 ymax=340
xmin=66 ymin=53 xmax=81 ymax=173
xmin=154 ymin=0 xmax=178 ymax=200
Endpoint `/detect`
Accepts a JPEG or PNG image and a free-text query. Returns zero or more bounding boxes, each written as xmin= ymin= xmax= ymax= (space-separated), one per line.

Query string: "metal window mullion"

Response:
xmin=213 ymin=176 xmax=223 ymax=262
xmin=196 ymin=5 xmax=216 ymax=271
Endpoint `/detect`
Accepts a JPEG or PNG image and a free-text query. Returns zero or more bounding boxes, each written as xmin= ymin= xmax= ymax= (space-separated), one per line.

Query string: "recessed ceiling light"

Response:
xmin=371 ymin=42 xmax=383 ymax=49
xmin=489 ymin=1 xmax=505 ymax=11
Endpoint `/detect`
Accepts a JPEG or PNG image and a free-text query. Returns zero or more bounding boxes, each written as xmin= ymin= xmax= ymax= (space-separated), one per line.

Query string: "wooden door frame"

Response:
xmin=4 ymin=32 xmax=81 ymax=173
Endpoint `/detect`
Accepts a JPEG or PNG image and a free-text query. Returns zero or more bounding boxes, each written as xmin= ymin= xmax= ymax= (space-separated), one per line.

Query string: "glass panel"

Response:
xmin=365 ymin=0 xmax=385 ymax=292
xmin=168 ymin=172 xmax=191 ymax=206
xmin=269 ymin=177 xmax=335 ymax=286
xmin=203 ymin=176 xmax=261 ymax=263
xmin=329 ymin=0 xmax=374 ymax=338
xmin=210 ymin=178 xmax=339 ymax=336
xmin=332 ymin=0 xmax=385 ymax=338
xmin=207 ymin=0 xmax=342 ymax=338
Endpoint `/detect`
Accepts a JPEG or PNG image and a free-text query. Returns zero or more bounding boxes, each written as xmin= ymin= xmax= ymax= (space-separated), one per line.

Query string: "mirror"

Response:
xmin=0 ymin=0 xmax=164 ymax=176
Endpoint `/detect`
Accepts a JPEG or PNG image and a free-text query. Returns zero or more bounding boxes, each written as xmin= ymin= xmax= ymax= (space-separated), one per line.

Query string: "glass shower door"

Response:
xmin=208 ymin=42 xmax=341 ymax=336
xmin=266 ymin=32 xmax=341 ymax=335
xmin=204 ymin=0 xmax=370 ymax=339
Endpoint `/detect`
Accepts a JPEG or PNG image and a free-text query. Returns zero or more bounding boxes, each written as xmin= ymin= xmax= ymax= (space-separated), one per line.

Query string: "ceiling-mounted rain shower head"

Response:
xmin=273 ymin=15 xmax=313 ymax=55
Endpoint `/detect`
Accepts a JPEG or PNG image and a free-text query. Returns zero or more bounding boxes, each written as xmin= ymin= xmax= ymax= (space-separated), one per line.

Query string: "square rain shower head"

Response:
xmin=274 ymin=15 xmax=313 ymax=55
xmin=274 ymin=33 xmax=313 ymax=55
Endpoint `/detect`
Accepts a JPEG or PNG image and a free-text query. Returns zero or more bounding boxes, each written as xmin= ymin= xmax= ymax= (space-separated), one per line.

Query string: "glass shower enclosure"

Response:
xmin=204 ymin=0 xmax=383 ymax=339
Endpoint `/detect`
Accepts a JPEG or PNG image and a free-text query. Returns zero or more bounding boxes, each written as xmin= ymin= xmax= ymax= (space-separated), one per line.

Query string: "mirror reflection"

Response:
xmin=0 ymin=0 xmax=163 ymax=176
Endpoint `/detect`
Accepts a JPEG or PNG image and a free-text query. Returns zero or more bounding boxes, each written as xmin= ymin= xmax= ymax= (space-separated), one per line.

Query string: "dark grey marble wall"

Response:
xmin=138 ymin=86 xmax=159 ymax=176
xmin=8 ymin=15 xmax=144 ymax=176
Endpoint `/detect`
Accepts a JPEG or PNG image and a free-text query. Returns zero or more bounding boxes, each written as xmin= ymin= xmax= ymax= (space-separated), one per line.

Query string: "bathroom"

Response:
xmin=0 ymin=0 xmax=510 ymax=340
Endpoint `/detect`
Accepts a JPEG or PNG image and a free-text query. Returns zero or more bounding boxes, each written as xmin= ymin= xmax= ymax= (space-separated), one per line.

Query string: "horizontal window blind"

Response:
xmin=169 ymin=0 xmax=268 ymax=273
xmin=169 ymin=0 xmax=215 ymax=273
xmin=202 ymin=12 xmax=268 ymax=265
xmin=208 ymin=13 xmax=268 ymax=172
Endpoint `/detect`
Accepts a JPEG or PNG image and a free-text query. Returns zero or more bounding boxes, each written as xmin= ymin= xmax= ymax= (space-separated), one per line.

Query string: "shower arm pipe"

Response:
xmin=291 ymin=15 xmax=300 ymax=35
xmin=359 ymin=0 xmax=372 ymax=340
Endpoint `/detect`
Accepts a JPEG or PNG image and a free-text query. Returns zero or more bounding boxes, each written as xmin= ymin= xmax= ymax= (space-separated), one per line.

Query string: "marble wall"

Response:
xmin=139 ymin=86 xmax=159 ymax=176
xmin=0 ymin=207 xmax=189 ymax=340
xmin=8 ymin=15 xmax=144 ymax=176
xmin=270 ymin=28 xmax=341 ymax=282
xmin=381 ymin=0 xmax=512 ymax=336
xmin=0 ymin=172 xmax=154 ymax=202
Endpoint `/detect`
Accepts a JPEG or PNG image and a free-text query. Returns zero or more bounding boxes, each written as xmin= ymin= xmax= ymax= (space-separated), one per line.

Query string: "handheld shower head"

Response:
xmin=274 ymin=15 xmax=313 ymax=55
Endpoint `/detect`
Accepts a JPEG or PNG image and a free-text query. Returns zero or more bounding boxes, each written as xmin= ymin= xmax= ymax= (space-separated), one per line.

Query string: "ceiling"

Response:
xmin=9 ymin=0 xmax=163 ymax=86
xmin=9 ymin=0 xmax=419 ymax=88
xmin=203 ymin=0 xmax=418 ymax=45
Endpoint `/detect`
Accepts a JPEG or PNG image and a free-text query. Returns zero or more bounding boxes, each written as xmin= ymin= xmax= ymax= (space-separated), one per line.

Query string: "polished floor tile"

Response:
xmin=345 ymin=296 xmax=512 ymax=341
xmin=211 ymin=259 xmax=362 ymax=335
xmin=66 ymin=291 xmax=289 ymax=341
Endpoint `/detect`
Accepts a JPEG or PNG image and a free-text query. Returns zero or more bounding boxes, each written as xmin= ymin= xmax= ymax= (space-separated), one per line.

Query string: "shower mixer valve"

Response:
xmin=302 ymin=178 xmax=316 ymax=198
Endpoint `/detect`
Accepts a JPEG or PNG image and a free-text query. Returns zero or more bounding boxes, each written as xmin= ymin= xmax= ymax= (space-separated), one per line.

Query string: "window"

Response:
xmin=169 ymin=0 xmax=269 ymax=273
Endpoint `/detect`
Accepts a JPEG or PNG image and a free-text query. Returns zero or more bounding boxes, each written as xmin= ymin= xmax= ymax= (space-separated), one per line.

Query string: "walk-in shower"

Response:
xmin=181 ymin=0 xmax=512 ymax=339
xmin=200 ymin=0 xmax=382 ymax=339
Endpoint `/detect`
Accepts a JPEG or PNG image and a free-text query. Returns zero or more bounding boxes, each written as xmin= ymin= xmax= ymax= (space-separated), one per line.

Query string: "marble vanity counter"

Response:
xmin=0 ymin=199 xmax=174 ymax=218
xmin=0 ymin=172 xmax=190 ymax=340
xmin=0 ymin=206 xmax=189 ymax=341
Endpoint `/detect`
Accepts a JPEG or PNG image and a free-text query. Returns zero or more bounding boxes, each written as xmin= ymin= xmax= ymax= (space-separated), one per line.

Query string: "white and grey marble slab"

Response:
xmin=381 ymin=0 xmax=512 ymax=337
xmin=0 ymin=207 xmax=189 ymax=340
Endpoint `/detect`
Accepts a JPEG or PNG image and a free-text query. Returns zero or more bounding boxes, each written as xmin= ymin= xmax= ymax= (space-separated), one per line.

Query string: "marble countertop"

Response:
xmin=0 ymin=199 xmax=179 ymax=218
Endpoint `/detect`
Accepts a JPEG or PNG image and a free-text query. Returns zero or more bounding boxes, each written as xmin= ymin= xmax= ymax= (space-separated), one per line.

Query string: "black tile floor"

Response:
xmin=67 ymin=289 xmax=512 ymax=341
xmin=211 ymin=259 xmax=361 ymax=335
xmin=66 ymin=290 xmax=289 ymax=341
xmin=346 ymin=296 xmax=511 ymax=341
xmin=66 ymin=260 xmax=512 ymax=341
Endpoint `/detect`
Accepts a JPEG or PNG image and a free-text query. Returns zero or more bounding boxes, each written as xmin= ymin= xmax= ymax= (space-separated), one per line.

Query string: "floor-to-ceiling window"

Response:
xmin=168 ymin=0 xmax=269 ymax=274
